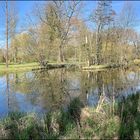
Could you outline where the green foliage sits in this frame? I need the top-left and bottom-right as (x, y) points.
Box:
(117, 93), (140, 139)
(68, 97), (84, 123)
(58, 109), (75, 135)
(102, 117), (120, 139)
(0, 112), (41, 139)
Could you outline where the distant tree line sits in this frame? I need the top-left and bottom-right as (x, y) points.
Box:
(0, 1), (140, 67)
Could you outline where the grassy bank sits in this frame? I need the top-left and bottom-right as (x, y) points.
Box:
(0, 94), (139, 139)
(82, 59), (140, 71)
(82, 63), (124, 71)
(0, 63), (40, 74)
(0, 62), (83, 74)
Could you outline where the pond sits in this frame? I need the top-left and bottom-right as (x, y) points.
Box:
(0, 68), (140, 117)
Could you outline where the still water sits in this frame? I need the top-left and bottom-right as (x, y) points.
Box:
(0, 68), (140, 117)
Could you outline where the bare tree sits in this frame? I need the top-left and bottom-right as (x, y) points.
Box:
(118, 2), (137, 64)
(4, 1), (18, 67)
(9, 1), (18, 63)
(35, 1), (81, 62)
(119, 2), (137, 29)
(5, 0), (8, 67)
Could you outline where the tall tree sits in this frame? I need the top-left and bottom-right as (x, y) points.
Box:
(36, 1), (81, 62)
(91, 0), (115, 65)
(118, 2), (137, 64)
(4, 1), (18, 67)
(5, 0), (8, 67)
(9, 1), (18, 63)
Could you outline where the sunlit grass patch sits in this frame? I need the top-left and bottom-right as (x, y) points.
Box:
(0, 62), (40, 74)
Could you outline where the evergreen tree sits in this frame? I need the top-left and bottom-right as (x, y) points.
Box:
(92, 0), (115, 64)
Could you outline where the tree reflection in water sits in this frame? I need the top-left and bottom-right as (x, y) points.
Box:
(1, 69), (140, 115)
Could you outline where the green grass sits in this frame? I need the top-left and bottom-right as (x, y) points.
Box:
(82, 63), (121, 70)
(134, 59), (140, 65)
(0, 63), (40, 74)
(0, 61), (83, 74)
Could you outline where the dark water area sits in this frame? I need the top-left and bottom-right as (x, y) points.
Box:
(0, 68), (140, 117)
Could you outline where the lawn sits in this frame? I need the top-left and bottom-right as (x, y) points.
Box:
(0, 61), (84, 75)
(0, 63), (40, 74)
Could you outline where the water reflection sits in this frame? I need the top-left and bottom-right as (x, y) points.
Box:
(0, 68), (140, 116)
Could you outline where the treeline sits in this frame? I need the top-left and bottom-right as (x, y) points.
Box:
(0, 1), (140, 66)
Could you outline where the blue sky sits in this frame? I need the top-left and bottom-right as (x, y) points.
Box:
(0, 1), (140, 48)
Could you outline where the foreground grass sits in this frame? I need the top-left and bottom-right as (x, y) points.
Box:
(0, 109), (120, 139)
(0, 94), (140, 139)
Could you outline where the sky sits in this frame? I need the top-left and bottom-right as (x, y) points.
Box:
(0, 1), (140, 48)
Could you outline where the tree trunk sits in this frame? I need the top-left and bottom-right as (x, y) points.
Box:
(59, 45), (64, 62)
(6, 0), (9, 68)
(96, 37), (102, 65)
(14, 46), (18, 63)
(96, 24), (102, 65)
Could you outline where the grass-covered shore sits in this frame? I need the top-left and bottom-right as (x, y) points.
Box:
(0, 62), (83, 74)
(0, 94), (140, 139)
(1, 59), (140, 74)
(82, 59), (140, 71)
(0, 63), (40, 74)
